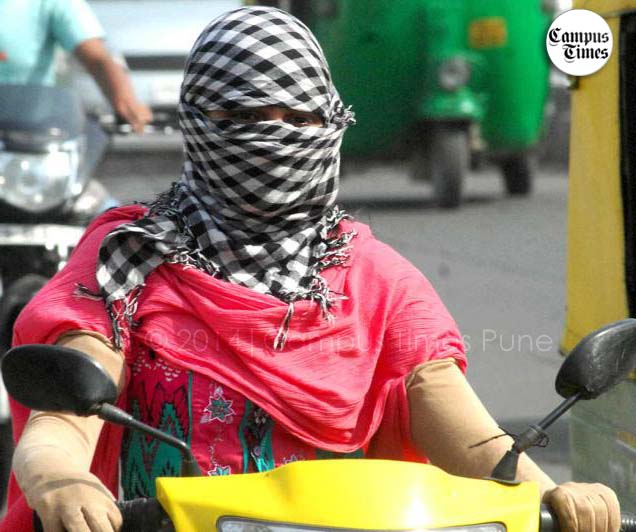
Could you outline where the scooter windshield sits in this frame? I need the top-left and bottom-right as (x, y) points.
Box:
(0, 84), (84, 147)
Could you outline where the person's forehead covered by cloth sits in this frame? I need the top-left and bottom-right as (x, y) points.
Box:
(181, 6), (346, 123)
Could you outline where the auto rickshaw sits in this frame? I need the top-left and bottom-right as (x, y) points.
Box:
(561, 0), (636, 510)
(246, 0), (552, 208)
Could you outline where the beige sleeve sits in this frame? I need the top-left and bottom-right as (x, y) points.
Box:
(12, 331), (125, 499)
(55, 330), (126, 391)
(406, 358), (556, 495)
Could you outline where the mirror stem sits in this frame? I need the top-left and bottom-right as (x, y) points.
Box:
(490, 392), (582, 482)
(94, 403), (202, 477)
(533, 393), (581, 435)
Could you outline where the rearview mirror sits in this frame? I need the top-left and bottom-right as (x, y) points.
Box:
(2, 344), (118, 415)
(556, 319), (636, 399)
(492, 318), (636, 482)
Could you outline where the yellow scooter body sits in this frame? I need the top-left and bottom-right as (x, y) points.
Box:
(156, 460), (540, 532)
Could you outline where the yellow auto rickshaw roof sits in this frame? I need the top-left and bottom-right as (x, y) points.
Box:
(576, 0), (636, 16)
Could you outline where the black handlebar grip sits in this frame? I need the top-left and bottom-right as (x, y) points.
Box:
(540, 504), (636, 532)
(33, 498), (173, 532)
(620, 512), (636, 532)
(33, 512), (43, 532)
(119, 497), (174, 532)
(540, 503), (560, 532)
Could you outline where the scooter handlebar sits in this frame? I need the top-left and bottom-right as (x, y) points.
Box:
(33, 497), (173, 532)
(32, 501), (636, 532)
(96, 113), (169, 136)
(119, 497), (173, 532)
(540, 504), (636, 532)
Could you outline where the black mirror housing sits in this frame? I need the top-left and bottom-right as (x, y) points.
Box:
(2, 344), (118, 415)
(556, 319), (636, 400)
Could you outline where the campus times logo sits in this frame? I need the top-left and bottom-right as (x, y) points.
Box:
(546, 9), (613, 76)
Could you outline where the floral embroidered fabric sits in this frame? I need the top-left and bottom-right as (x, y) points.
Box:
(121, 343), (364, 498)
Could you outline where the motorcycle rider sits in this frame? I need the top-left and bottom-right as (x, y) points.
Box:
(0, 0), (152, 133)
(2, 6), (621, 532)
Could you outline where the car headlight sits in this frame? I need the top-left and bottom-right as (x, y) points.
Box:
(438, 57), (472, 91)
(0, 139), (82, 213)
(218, 518), (506, 532)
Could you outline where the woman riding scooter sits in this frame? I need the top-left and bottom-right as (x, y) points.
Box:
(2, 7), (620, 532)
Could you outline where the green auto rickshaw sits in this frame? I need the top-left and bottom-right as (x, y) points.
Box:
(561, 0), (636, 510)
(246, 0), (552, 208)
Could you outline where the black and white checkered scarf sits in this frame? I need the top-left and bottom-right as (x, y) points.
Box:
(89, 7), (356, 350)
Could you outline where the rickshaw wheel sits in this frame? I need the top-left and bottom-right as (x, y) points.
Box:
(431, 128), (468, 209)
(410, 144), (433, 182)
(501, 154), (533, 196)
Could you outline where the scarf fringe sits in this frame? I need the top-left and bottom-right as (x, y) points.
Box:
(272, 208), (355, 350)
(97, 192), (356, 352)
(273, 302), (295, 351)
(74, 283), (143, 352)
(332, 104), (356, 127)
(73, 283), (102, 301)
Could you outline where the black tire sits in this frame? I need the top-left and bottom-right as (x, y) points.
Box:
(410, 142), (433, 182)
(501, 154), (534, 196)
(431, 128), (468, 209)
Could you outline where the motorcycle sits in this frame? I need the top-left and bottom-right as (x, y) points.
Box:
(0, 83), (118, 505)
(4, 320), (636, 531)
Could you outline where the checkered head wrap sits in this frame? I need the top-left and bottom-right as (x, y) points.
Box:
(91, 7), (356, 350)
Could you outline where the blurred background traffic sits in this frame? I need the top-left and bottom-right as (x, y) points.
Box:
(69, 0), (573, 189)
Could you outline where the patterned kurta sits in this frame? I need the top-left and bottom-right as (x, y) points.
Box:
(121, 341), (363, 499)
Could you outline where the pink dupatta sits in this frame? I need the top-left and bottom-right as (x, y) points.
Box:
(2, 205), (465, 530)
